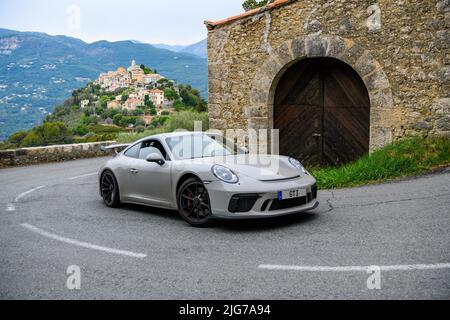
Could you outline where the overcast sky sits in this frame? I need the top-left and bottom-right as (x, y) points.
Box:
(0, 0), (244, 45)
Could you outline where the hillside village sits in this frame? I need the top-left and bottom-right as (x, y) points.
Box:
(80, 59), (176, 124)
(0, 59), (207, 149)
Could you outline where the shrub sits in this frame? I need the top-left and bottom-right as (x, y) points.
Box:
(21, 132), (44, 147)
(312, 136), (450, 189)
(165, 111), (209, 132)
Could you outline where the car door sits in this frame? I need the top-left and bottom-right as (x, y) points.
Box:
(131, 139), (173, 208)
(119, 142), (143, 201)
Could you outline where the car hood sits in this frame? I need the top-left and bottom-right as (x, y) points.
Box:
(179, 154), (302, 181)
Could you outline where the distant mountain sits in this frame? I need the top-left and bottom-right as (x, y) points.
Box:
(152, 39), (207, 59)
(180, 39), (207, 59)
(0, 28), (207, 140)
(151, 43), (187, 52)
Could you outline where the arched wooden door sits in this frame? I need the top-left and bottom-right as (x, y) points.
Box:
(274, 58), (371, 166)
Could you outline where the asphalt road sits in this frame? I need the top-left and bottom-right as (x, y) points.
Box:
(0, 157), (449, 300)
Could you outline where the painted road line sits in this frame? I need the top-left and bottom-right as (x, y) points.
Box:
(5, 185), (46, 212)
(14, 186), (45, 203)
(258, 263), (450, 272)
(68, 172), (97, 180)
(20, 223), (147, 259)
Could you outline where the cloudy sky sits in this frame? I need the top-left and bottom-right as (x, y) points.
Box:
(0, 0), (244, 45)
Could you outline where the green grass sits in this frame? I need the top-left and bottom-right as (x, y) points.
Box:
(311, 136), (450, 189)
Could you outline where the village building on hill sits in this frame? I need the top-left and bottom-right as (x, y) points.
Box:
(149, 89), (164, 106)
(107, 100), (121, 110)
(95, 60), (165, 91)
(123, 98), (144, 111)
(93, 59), (167, 112)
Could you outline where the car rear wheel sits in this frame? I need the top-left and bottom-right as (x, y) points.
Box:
(100, 171), (121, 208)
(177, 177), (213, 227)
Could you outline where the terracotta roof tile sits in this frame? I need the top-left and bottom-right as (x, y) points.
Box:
(204, 0), (294, 31)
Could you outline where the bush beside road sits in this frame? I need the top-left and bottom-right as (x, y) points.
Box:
(312, 137), (450, 189)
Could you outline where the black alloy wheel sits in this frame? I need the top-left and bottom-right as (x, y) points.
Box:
(177, 177), (213, 227)
(100, 171), (121, 208)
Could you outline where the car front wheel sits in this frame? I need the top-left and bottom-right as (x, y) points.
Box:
(100, 171), (121, 208)
(177, 177), (213, 227)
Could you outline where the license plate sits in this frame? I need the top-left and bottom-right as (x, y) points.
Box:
(278, 188), (306, 200)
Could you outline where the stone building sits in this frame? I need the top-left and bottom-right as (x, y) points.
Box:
(205, 0), (449, 165)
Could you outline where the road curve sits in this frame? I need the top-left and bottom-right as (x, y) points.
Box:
(0, 157), (449, 299)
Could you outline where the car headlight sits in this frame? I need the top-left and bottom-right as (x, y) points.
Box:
(289, 157), (309, 175)
(212, 165), (239, 184)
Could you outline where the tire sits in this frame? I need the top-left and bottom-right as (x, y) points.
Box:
(177, 177), (213, 227)
(100, 170), (121, 208)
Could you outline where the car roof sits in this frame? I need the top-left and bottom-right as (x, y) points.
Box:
(137, 131), (217, 143)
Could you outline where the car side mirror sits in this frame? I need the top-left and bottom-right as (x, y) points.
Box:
(146, 153), (165, 166)
(240, 146), (249, 154)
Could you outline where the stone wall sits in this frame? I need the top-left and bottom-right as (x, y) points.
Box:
(0, 141), (117, 168)
(207, 0), (450, 150)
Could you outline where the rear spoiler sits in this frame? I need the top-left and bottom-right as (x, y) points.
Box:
(100, 144), (130, 156)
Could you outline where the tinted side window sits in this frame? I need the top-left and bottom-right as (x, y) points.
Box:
(124, 143), (141, 159)
(140, 140), (169, 160)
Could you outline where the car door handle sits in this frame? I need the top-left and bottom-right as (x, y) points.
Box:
(130, 169), (139, 174)
(312, 133), (322, 137)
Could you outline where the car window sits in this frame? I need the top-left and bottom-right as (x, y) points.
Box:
(124, 143), (141, 159)
(139, 140), (169, 160)
(139, 147), (163, 160)
(166, 134), (237, 160)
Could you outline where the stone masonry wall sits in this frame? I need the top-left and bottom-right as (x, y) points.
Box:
(207, 0), (450, 150)
(0, 141), (117, 168)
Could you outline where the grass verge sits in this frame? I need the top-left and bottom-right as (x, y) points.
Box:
(311, 136), (450, 189)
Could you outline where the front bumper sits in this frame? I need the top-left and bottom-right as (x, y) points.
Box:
(206, 175), (319, 219)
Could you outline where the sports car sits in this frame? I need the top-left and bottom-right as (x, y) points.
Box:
(99, 132), (318, 227)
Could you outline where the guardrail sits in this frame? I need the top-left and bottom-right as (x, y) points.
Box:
(0, 141), (117, 168)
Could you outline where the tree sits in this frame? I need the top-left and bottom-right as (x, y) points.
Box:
(196, 99), (208, 113)
(87, 115), (100, 125)
(74, 124), (88, 136)
(180, 88), (199, 107)
(113, 114), (123, 126)
(21, 132), (43, 147)
(173, 100), (184, 112)
(140, 64), (153, 74)
(133, 109), (144, 116)
(242, 0), (269, 11)
(144, 95), (154, 108)
(163, 88), (179, 101)
(8, 131), (28, 145)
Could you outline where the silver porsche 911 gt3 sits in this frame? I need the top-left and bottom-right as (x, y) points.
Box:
(99, 132), (318, 227)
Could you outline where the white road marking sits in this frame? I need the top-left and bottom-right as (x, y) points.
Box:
(259, 263), (450, 272)
(20, 223), (147, 259)
(14, 185), (45, 203)
(5, 185), (46, 212)
(68, 172), (97, 180)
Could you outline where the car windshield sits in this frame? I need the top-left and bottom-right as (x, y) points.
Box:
(166, 134), (241, 160)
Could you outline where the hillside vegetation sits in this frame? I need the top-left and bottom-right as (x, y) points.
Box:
(0, 74), (208, 149)
(312, 137), (450, 189)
